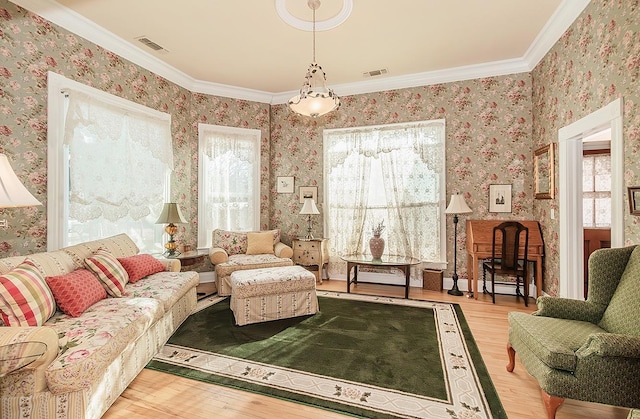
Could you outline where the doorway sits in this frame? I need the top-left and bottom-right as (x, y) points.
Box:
(582, 131), (612, 298)
(558, 98), (623, 300)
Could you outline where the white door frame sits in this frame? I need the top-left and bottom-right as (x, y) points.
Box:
(558, 98), (624, 299)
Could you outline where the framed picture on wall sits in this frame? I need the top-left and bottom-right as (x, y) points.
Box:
(489, 184), (512, 213)
(277, 176), (294, 193)
(628, 187), (640, 215)
(534, 144), (555, 199)
(299, 186), (318, 203)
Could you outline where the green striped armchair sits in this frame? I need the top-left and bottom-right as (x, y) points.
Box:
(507, 245), (640, 419)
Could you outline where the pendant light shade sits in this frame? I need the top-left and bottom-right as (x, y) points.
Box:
(288, 0), (340, 118)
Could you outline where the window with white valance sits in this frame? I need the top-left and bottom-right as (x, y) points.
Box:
(324, 120), (447, 274)
(47, 72), (172, 253)
(197, 124), (261, 248)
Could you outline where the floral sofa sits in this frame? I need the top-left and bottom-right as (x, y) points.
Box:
(0, 233), (199, 419)
(209, 229), (293, 296)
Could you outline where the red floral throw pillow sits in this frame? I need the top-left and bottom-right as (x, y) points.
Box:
(117, 254), (165, 283)
(46, 269), (107, 317)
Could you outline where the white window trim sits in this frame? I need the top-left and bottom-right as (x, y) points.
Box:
(46, 71), (171, 251)
(323, 119), (447, 268)
(197, 123), (261, 249)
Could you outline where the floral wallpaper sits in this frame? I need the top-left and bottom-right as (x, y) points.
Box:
(1, 0), (638, 296)
(531, 0), (640, 295)
(0, 1), (270, 259)
(271, 76), (534, 281)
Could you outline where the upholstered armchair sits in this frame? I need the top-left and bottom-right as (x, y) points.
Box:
(507, 245), (640, 419)
(209, 229), (293, 296)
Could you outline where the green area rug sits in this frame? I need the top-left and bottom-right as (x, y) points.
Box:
(147, 291), (506, 419)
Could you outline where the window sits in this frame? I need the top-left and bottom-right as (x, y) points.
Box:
(47, 72), (172, 253)
(583, 152), (611, 228)
(197, 124), (261, 248)
(324, 120), (447, 268)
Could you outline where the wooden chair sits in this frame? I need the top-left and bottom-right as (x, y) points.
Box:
(482, 221), (529, 306)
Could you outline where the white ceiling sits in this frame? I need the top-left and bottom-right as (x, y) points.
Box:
(12, 0), (591, 104)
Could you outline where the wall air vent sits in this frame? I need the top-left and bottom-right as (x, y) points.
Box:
(136, 36), (169, 53)
(363, 68), (388, 78)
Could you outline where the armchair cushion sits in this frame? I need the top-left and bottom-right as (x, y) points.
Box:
(246, 232), (275, 255)
(509, 311), (605, 372)
(598, 246), (640, 335)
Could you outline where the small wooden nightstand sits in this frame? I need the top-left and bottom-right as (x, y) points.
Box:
(292, 238), (329, 283)
(174, 249), (209, 272)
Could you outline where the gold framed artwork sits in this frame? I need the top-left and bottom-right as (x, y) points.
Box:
(488, 184), (512, 213)
(628, 187), (640, 215)
(276, 176), (294, 193)
(534, 144), (555, 199)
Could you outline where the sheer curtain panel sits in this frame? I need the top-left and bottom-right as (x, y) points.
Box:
(62, 90), (172, 252)
(324, 120), (446, 279)
(198, 124), (261, 248)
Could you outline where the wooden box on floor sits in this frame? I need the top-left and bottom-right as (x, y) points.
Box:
(423, 269), (443, 291)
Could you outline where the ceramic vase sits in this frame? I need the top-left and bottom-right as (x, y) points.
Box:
(369, 234), (385, 259)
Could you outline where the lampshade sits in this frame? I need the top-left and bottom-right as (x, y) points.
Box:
(155, 203), (187, 224)
(299, 198), (320, 215)
(445, 193), (472, 215)
(288, 0), (340, 118)
(0, 154), (41, 208)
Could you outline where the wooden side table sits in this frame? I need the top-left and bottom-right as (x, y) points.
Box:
(292, 238), (329, 284)
(174, 249), (209, 272)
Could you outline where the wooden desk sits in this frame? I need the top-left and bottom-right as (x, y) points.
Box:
(465, 220), (545, 299)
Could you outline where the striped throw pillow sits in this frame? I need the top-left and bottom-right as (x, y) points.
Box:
(85, 249), (129, 297)
(0, 259), (56, 326)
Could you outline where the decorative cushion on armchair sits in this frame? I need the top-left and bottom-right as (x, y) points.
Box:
(209, 229), (294, 296)
(507, 245), (640, 419)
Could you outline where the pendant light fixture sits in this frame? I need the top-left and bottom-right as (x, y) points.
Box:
(288, 0), (340, 118)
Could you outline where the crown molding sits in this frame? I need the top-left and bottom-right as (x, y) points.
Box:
(11, 0), (589, 105)
(523, 0), (591, 69)
(271, 58), (531, 105)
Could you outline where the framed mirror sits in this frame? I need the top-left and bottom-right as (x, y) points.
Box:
(534, 144), (554, 199)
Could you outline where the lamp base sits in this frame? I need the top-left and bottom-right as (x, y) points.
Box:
(447, 288), (463, 297)
(447, 273), (464, 296)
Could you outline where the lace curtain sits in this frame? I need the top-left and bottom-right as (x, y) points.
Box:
(324, 120), (446, 276)
(198, 125), (260, 247)
(63, 90), (172, 249)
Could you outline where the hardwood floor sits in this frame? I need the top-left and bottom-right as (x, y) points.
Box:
(103, 281), (630, 419)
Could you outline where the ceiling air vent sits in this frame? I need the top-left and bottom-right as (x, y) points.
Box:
(136, 36), (169, 53)
(363, 68), (388, 78)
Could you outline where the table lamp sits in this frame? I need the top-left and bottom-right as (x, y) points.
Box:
(444, 193), (472, 296)
(155, 202), (187, 257)
(0, 153), (42, 229)
(299, 198), (320, 240)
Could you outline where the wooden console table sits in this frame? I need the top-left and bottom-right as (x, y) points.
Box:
(465, 219), (545, 299)
(341, 255), (421, 299)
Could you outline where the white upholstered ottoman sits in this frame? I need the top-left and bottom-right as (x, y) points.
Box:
(230, 265), (319, 326)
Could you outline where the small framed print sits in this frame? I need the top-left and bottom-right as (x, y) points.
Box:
(489, 184), (512, 213)
(299, 186), (318, 204)
(628, 187), (640, 215)
(277, 176), (294, 194)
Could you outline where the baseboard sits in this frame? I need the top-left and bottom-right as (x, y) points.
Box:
(197, 271), (215, 284)
(328, 273), (537, 297)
